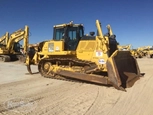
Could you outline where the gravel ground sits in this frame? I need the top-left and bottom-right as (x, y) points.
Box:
(0, 58), (153, 115)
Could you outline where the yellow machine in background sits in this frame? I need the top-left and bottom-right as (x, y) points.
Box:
(130, 49), (137, 58)
(117, 44), (138, 58)
(146, 46), (153, 58)
(141, 46), (150, 57)
(0, 32), (9, 45)
(26, 20), (141, 91)
(0, 26), (29, 62)
(117, 44), (131, 51)
(133, 46), (150, 58)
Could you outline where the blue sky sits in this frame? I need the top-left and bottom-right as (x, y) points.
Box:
(0, 0), (153, 48)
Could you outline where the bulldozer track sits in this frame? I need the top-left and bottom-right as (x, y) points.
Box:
(0, 54), (24, 62)
(38, 57), (98, 84)
(43, 74), (85, 84)
(0, 55), (10, 62)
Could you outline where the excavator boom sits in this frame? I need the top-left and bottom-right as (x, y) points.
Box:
(7, 26), (29, 54)
(0, 25), (29, 62)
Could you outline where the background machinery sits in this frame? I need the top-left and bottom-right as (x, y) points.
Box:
(141, 46), (151, 57)
(117, 44), (131, 51)
(133, 46), (150, 58)
(26, 20), (141, 91)
(0, 26), (29, 62)
(146, 46), (153, 58)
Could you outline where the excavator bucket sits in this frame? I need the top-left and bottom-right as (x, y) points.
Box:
(106, 50), (141, 90)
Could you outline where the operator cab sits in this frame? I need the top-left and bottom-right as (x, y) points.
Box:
(53, 21), (84, 51)
(13, 42), (21, 53)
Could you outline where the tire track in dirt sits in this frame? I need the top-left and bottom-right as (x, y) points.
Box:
(84, 59), (153, 115)
(106, 74), (153, 115)
(0, 78), (69, 113)
(26, 84), (99, 115)
(84, 86), (122, 115)
(0, 75), (99, 115)
(104, 59), (153, 115)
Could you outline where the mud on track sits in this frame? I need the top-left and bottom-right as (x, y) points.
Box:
(0, 58), (153, 115)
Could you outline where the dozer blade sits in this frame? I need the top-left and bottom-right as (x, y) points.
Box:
(106, 50), (141, 90)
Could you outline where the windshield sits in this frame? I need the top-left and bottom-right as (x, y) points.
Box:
(54, 28), (64, 40)
(13, 42), (21, 52)
(68, 27), (77, 40)
(54, 26), (84, 41)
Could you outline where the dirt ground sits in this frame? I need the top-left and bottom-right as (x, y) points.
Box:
(0, 58), (153, 115)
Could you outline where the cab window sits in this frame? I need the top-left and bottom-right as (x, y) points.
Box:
(68, 29), (77, 40)
(55, 28), (64, 40)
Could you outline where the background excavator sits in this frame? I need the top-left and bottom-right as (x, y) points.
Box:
(26, 20), (141, 91)
(133, 46), (150, 58)
(148, 48), (153, 58)
(144, 46), (153, 58)
(0, 26), (29, 62)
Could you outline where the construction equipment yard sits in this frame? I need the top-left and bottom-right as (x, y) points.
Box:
(0, 58), (152, 115)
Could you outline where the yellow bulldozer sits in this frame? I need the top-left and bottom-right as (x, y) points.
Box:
(0, 26), (29, 62)
(26, 20), (141, 91)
